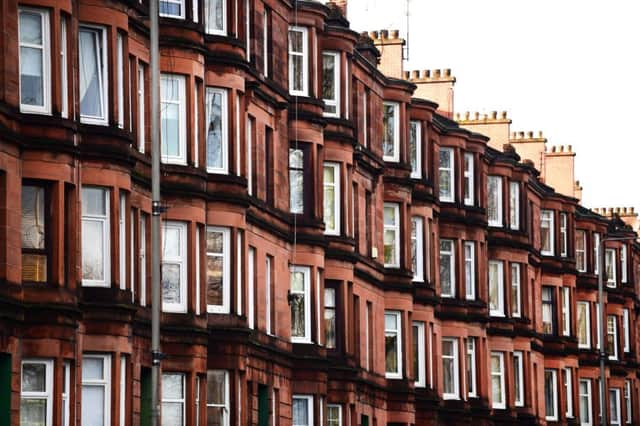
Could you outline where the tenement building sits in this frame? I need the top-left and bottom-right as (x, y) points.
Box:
(1, 0), (639, 425)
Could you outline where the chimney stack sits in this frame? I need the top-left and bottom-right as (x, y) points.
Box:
(332, 0), (348, 18)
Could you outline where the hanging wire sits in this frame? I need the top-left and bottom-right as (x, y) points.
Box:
(291, 0), (299, 267)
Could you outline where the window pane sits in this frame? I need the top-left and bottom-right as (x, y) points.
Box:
(20, 47), (44, 106)
(292, 399), (309, 425)
(79, 29), (103, 118)
(206, 255), (223, 306)
(22, 363), (46, 392)
(206, 89), (224, 169)
(21, 186), (45, 249)
(207, 407), (224, 426)
(20, 399), (47, 426)
(382, 104), (395, 158)
(162, 374), (183, 399)
(162, 263), (182, 304)
(82, 386), (105, 426)
(206, 371), (226, 405)
(82, 220), (105, 281)
(20, 12), (43, 44)
(82, 187), (106, 216)
(385, 333), (398, 372)
(322, 54), (335, 103)
(82, 358), (104, 380)
(161, 402), (183, 426)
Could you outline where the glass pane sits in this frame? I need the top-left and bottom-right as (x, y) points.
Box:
(206, 371), (226, 405)
(324, 288), (335, 307)
(206, 255), (223, 306)
(82, 386), (105, 426)
(79, 29), (103, 118)
(412, 326), (419, 379)
(20, 47), (44, 106)
(82, 358), (104, 380)
(385, 333), (398, 373)
(162, 373), (183, 399)
(292, 398), (309, 425)
(160, 1), (182, 16)
(289, 31), (302, 53)
(206, 230), (223, 253)
(384, 314), (397, 330)
(290, 170), (304, 213)
(440, 254), (451, 294)
(20, 12), (43, 44)
(443, 357), (453, 394)
(290, 294), (305, 337)
(82, 220), (105, 281)
(162, 263), (181, 304)
(206, 90), (223, 169)
(544, 371), (555, 417)
(22, 186), (45, 249)
(383, 206), (396, 225)
(207, 406), (224, 426)
(22, 363), (46, 392)
(290, 271), (304, 292)
(383, 230), (396, 265)
(382, 104), (395, 157)
(20, 399), (46, 426)
(291, 56), (303, 91)
(162, 402), (183, 426)
(162, 103), (180, 157)
(322, 54), (335, 101)
(22, 253), (47, 282)
(324, 307), (336, 349)
(82, 187), (106, 216)
(410, 122), (418, 173)
(289, 149), (303, 169)
(163, 227), (180, 258)
(324, 186), (335, 230)
(492, 375), (502, 404)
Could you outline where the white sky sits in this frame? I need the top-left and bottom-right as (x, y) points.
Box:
(347, 0), (640, 209)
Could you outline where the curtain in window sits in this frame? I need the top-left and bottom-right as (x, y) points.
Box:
(79, 29), (103, 118)
(19, 12), (44, 106)
(161, 77), (181, 157)
(206, 90), (223, 169)
(206, 230), (224, 306)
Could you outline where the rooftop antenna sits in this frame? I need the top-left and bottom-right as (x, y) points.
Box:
(403, 0), (410, 61)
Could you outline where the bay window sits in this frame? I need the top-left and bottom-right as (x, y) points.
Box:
(161, 74), (187, 165)
(21, 359), (53, 426)
(292, 395), (313, 426)
(439, 148), (454, 202)
(607, 315), (618, 360)
(576, 230), (586, 272)
(79, 25), (108, 124)
(206, 88), (229, 174)
(579, 379), (592, 426)
(410, 121), (422, 178)
(463, 153), (474, 205)
(545, 369), (558, 421)
(442, 338), (459, 399)
(162, 373), (185, 425)
(511, 263), (521, 317)
(541, 209), (555, 255)
(489, 260), (504, 317)
(487, 176), (503, 227)
(323, 163), (341, 235)
(160, 0), (186, 18)
(19, 8), (51, 114)
(509, 181), (520, 229)
(322, 52), (340, 117)
(577, 301), (591, 348)
(411, 217), (424, 282)
(542, 286), (555, 334)
(467, 338), (477, 397)
(207, 370), (229, 426)
(560, 213), (568, 257)
(206, 226), (230, 313)
(290, 266), (311, 343)
(82, 187), (110, 287)
(514, 351), (524, 407)
(82, 355), (111, 426)
(205, 0), (226, 34)
(288, 27), (308, 96)
(491, 352), (506, 409)
(385, 311), (402, 379)
(605, 248), (616, 287)
(464, 242), (475, 300)
(162, 221), (188, 313)
(383, 203), (400, 268)
(412, 321), (426, 387)
(439, 239), (455, 298)
(610, 388), (622, 426)
(382, 102), (400, 162)
(22, 185), (48, 282)
(289, 148), (305, 214)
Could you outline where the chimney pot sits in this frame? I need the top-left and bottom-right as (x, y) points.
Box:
(412, 70), (420, 79)
(527, 131), (533, 138)
(568, 145), (572, 152)
(538, 131), (544, 138)
(474, 112), (480, 119)
(501, 111), (507, 119)
(465, 111), (470, 120)
(390, 29), (400, 39)
(491, 111), (497, 119)
(434, 69), (441, 78)
(518, 131), (525, 138)
(380, 29), (389, 39)
(444, 68), (451, 77)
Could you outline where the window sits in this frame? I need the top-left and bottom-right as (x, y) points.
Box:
(22, 185), (48, 282)
(290, 266), (311, 343)
(162, 373), (185, 425)
(247, 117), (253, 195)
(579, 379), (592, 426)
(576, 230), (586, 272)
(288, 27), (308, 96)
(160, 0), (186, 18)
(385, 311), (402, 379)
(119, 193), (127, 290)
(82, 187), (110, 287)
(116, 33), (124, 128)
(412, 321), (426, 387)
(206, 88), (229, 174)
(62, 362), (70, 426)
(327, 404), (342, 426)
(463, 153), (474, 205)
(263, 9), (269, 76)
(382, 102), (400, 162)
(624, 380), (632, 424)
(487, 176), (503, 227)
(565, 368), (573, 418)
(205, 0), (226, 34)
(82, 355), (111, 426)
(594, 233), (601, 274)
(266, 256), (273, 335)
(606, 248), (616, 287)
(560, 213), (568, 257)
(596, 304), (601, 349)
(577, 302), (591, 348)
(621, 245), (628, 283)
(323, 163), (341, 235)
(464, 242), (475, 300)
(292, 395), (313, 426)
(623, 308), (630, 353)
(439, 239), (455, 298)
(489, 260), (504, 317)
(362, 90), (368, 148)
(289, 148), (304, 214)
(491, 352), (506, 409)
(195, 377), (200, 426)
(138, 64), (146, 152)
(410, 121), (422, 178)
(467, 338), (477, 398)
(509, 182), (520, 229)
(21, 359), (53, 426)
(248, 247), (255, 329)
(206, 226), (230, 313)
(322, 52), (340, 117)
(541, 210), (555, 255)
(324, 287), (336, 349)
(140, 215), (147, 306)
(207, 370), (229, 426)
(542, 286), (555, 334)
(411, 217), (424, 282)
(60, 18), (68, 118)
(383, 203), (400, 268)
(442, 338), (459, 399)
(562, 287), (571, 336)
(511, 263), (521, 318)
(439, 148), (454, 202)
(545, 369), (558, 421)
(162, 221), (188, 313)
(245, 0), (251, 58)
(161, 74), (187, 165)
(607, 315), (618, 360)
(19, 8), (51, 114)
(514, 351), (524, 407)
(79, 25), (108, 124)
(611, 388), (622, 426)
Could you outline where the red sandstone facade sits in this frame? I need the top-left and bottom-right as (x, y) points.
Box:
(0, 0), (638, 425)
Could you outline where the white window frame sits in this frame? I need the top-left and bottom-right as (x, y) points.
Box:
(62, 361), (70, 426)
(138, 63), (145, 153)
(160, 74), (187, 165)
(576, 230), (586, 272)
(116, 33), (124, 128)
(560, 213), (568, 257)
(194, 84), (199, 167)
(413, 321), (426, 387)
(263, 9), (269, 76)
(509, 181), (520, 230)
(579, 379), (592, 426)
(577, 301), (591, 349)
(412, 217), (424, 282)
(205, 87), (229, 174)
(248, 246), (255, 329)
(608, 315), (618, 361)
(162, 221), (188, 313)
(245, 0), (251, 58)
(611, 388), (622, 426)
(21, 359), (54, 426)
(81, 354), (111, 426)
(491, 352), (506, 409)
(130, 210), (135, 302)
(511, 263), (521, 318)
(290, 265), (312, 343)
(206, 370), (230, 426)
(18, 7), (51, 115)
(623, 308), (630, 353)
(594, 233), (601, 274)
(513, 351), (524, 407)
(266, 256), (272, 334)
(383, 203), (401, 268)
(120, 357), (127, 426)
(160, 0), (186, 19)
(467, 338), (477, 398)
(439, 148), (454, 203)
(382, 102), (400, 162)
(205, 0), (227, 35)
(236, 232), (242, 315)
(119, 193), (127, 290)
(440, 239), (455, 298)
(385, 310), (403, 379)
(247, 117), (253, 196)
(410, 121), (422, 179)
(487, 175), (503, 227)
(562, 286), (571, 337)
(288, 26), (309, 96)
(323, 162), (341, 236)
(140, 215), (147, 307)
(193, 0), (199, 22)
(565, 367), (573, 418)
(81, 187), (111, 287)
(541, 209), (555, 256)
(489, 260), (505, 317)
(327, 403), (342, 426)
(79, 24), (108, 125)
(442, 337), (459, 400)
(606, 248), (617, 287)
(621, 245), (628, 283)
(292, 395), (314, 426)
(362, 90), (368, 148)
(463, 153), (474, 206)
(322, 51), (340, 117)
(596, 303), (601, 349)
(545, 369), (558, 421)
(464, 241), (475, 300)
(161, 372), (186, 425)
(624, 380), (632, 424)
(195, 227), (200, 315)
(60, 17), (68, 118)
(206, 226), (230, 314)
